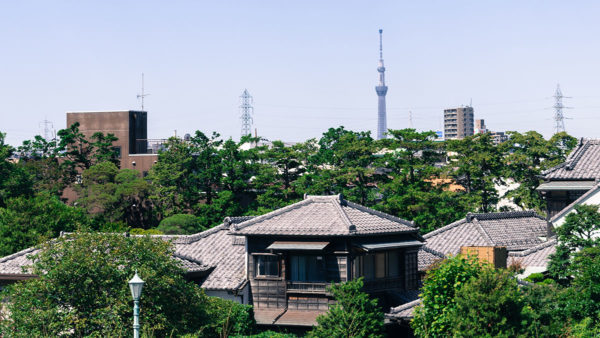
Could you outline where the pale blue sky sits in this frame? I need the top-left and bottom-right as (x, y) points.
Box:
(2, 1), (600, 146)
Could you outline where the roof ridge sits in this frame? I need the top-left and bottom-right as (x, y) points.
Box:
(176, 224), (228, 244)
(0, 246), (38, 264)
(344, 200), (416, 228)
(231, 198), (314, 232)
(330, 198), (355, 233)
(508, 238), (557, 257)
(566, 141), (591, 170)
(421, 246), (446, 258)
(389, 299), (422, 314)
(423, 218), (467, 239)
(472, 218), (496, 246)
(469, 210), (542, 221)
(172, 252), (211, 268)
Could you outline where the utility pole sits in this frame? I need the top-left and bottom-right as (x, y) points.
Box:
(137, 73), (150, 111)
(409, 111), (413, 129)
(240, 89), (254, 138)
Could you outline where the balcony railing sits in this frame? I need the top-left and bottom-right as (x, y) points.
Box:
(286, 281), (329, 294)
(362, 277), (404, 291)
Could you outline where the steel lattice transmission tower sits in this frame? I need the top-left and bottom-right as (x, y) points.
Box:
(553, 84), (571, 134)
(239, 89), (254, 137)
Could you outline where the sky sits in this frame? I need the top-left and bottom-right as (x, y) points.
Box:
(1, 1), (600, 146)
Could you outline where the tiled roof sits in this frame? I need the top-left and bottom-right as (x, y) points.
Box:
(419, 211), (550, 271)
(175, 224), (247, 291)
(418, 247), (445, 271)
(387, 299), (422, 320)
(543, 139), (600, 180)
(0, 247), (38, 276)
(231, 195), (417, 236)
(508, 239), (557, 268)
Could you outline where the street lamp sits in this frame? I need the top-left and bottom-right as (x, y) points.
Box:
(128, 271), (145, 338)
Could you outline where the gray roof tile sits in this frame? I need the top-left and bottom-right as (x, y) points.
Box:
(419, 211), (550, 271)
(175, 224), (247, 291)
(543, 139), (600, 180)
(232, 195), (416, 236)
(508, 239), (557, 268)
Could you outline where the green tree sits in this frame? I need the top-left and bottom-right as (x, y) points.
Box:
(448, 268), (528, 337)
(376, 129), (471, 232)
(501, 131), (577, 213)
(446, 133), (503, 212)
(521, 283), (571, 337)
(301, 127), (380, 206)
(0, 132), (33, 207)
(157, 213), (206, 235)
(148, 132), (223, 219)
(0, 192), (90, 256)
(412, 255), (484, 337)
(548, 204), (600, 281)
(75, 162), (154, 228)
(202, 296), (254, 337)
(17, 135), (70, 196)
(307, 278), (384, 338)
(1, 232), (209, 337)
(56, 122), (119, 172)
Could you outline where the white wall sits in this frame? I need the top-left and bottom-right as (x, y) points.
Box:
(205, 283), (250, 305)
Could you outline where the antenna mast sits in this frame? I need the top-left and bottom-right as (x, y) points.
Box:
(240, 89), (254, 138)
(137, 73), (150, 111)
(553, 84), (571, 134)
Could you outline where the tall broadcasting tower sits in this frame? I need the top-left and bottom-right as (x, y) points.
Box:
(375, 29), (388, 140)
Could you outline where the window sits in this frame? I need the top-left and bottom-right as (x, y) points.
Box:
(255, 255), (279, 277)
(356, 250), (404, 280)
(375, 252), (386, 279)
(290, 255), (326, 282)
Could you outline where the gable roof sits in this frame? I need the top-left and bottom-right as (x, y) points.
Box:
(418, 211), (550, 272)
(0, 247), (38, 277)
(231, 195), (417, 236)
(542, 139), (600, 180)
(175, 224), (248, 291)
(508, 239), (557, 268)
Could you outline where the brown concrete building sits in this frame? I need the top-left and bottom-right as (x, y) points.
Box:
(443, 106), (474, 139)
(66, 110), (158, 175)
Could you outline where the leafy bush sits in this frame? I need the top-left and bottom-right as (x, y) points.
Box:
(130, 228), (164, 235)
(449, 268), (528, 336)
(1, 232), (209, 337)
(157, 213), (205, 235)
(411, 255), (485, 336)
(524, 272), (545, 283)
(307, 278), (384, 338)
(201, 296), (254, 337)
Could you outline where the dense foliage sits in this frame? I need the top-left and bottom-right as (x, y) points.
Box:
(412, 255), (485, 336)
(1, 232), (210, 337)
(308, 278), (384, 338)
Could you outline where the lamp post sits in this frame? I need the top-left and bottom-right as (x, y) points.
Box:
(128, 271), (145, 338)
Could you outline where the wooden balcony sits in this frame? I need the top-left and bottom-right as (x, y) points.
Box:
(362, 276), (404, 291)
